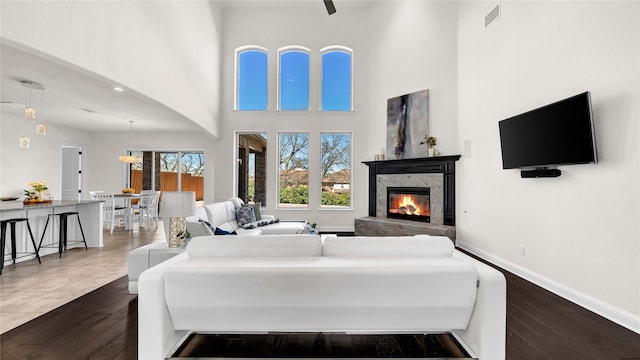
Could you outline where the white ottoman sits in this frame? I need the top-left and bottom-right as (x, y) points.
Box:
(128, 242), (185, 294)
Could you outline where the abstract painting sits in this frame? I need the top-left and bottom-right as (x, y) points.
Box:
(386, 89), (429, 160)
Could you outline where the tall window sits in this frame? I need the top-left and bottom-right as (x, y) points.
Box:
(278, 132), (309, 208)
(321, 46), (352, 111)
(127, 150), (205, 204)
(278, 47), (310, 111)
(237, 132), (268, 206)
(321, 133), (351, 208)
(236, 47), (268, 111)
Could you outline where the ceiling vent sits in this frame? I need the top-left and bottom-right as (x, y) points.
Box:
(484, 3), (501, 28)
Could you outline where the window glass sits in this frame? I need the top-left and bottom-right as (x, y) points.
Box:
(278, 133), (309, 208)
(279, 50), (310, 111)
(321, 133), (351, 208)
(237, 133), (268, 206)
(238, 49), (268, 111)
(321, 50), (352, 111)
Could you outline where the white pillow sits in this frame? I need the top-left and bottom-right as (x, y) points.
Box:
(322, 235), (454, 257)
(187, 235), (323, 258)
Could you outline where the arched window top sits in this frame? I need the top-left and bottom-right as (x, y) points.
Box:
(320, 45), (353, 55)
(321, 46), (352, 111)
(278, 45), (310, 111)
(235, 46), (269, 111)
(277, 45), (311, 55)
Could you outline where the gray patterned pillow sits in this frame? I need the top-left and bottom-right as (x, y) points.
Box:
(236, 206), (256, 227)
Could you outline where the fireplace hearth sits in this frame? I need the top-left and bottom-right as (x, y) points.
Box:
(387, 187), (431, 222)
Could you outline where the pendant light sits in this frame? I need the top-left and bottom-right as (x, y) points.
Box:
(21, 80), (45, 120)
(119, 120), (142, 163)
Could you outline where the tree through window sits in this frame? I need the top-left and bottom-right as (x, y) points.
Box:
(278, 133), (309, 207)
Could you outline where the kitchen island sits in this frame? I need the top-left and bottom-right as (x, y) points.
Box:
(1, 200), (103, 261)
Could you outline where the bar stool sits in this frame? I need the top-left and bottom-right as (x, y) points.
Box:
(1, 218), (41, 275)
(38, 212), (88, 257)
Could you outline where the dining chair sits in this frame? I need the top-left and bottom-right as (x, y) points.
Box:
(132, 190), (160, 229)
(93, 193), (126, 233)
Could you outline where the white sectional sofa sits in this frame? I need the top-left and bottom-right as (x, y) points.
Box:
(185, 197), (307, 236)
(138, 234), (506, 360)
(128, 198), (307, 293)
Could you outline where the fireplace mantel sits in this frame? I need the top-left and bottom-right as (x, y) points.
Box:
(362, 155), (461, 226)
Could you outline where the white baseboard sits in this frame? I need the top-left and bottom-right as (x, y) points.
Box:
(457, 241), (640, 335)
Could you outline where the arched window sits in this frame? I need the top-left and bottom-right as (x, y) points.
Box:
(278, 46), (310, 111)
(321, 46), (352, 111)
(235, 46), (268, 111)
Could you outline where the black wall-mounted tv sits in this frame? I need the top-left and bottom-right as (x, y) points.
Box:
(498, 91), (597, 176)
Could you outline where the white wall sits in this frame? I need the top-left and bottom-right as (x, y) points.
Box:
(214, 1), (459, 230)
(457, 1), (640, 325)
(0, 113), (91, 200)
(214, 2), (373, 230)
(0, 1), (223, 137)
(368, 1), (459, 157)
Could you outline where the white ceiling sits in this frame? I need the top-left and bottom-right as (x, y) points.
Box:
(0, 42), (205, 133)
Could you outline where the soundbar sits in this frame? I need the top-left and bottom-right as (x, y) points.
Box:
(521, 168), (562, 178)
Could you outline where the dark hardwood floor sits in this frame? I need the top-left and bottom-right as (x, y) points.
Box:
(2, 253), (640, 360)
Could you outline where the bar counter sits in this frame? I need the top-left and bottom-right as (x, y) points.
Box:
(1, 200), (103, 262)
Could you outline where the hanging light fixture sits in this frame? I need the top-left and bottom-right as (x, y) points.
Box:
(19, 136), (31, 148)
(21, 80), (45, 120)
(35, 87), (47, 135)
(119, 120), (142, 163)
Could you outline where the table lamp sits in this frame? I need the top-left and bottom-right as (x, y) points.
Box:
(160, 191), (196, 248)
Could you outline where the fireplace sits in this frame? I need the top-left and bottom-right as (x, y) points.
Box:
(387, 187), (431, 223)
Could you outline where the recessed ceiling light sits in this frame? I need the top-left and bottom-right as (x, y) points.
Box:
(113, 87), (124, 92)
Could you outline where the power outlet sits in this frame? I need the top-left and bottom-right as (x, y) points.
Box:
(519, 245), (526, 256)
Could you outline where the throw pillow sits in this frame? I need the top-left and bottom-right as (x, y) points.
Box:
(236, 206), (256, 227)
(214, 227), (237, 235)
(243, 202), (262, 221)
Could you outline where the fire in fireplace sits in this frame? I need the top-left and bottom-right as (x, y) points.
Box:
(387, 187), (431, 222)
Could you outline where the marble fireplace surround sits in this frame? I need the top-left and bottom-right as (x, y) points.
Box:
(362, 155), (461, 227)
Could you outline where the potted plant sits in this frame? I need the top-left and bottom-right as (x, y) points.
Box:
(420, 135), (437, 157)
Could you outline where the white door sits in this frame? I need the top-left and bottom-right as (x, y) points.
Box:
(61, 146), (82, 201)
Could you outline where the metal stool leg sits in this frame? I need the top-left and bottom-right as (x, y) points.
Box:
(9, 222), (17, 264)
(0, 222), (6, 275)
(75, 214), (88, 250)
(37, 215), (51, 252)
(25, 221), (41, 264)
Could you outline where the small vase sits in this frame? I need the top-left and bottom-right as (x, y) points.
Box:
(428, 148), (435, 157)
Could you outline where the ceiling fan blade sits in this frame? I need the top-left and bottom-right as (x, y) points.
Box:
(324, 0), (336, 15)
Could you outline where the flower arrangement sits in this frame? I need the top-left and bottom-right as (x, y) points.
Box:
(24, 180), (49, 202)
(122, 187), (135, 194)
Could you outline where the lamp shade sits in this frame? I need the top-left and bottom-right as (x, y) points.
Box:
(160, 191), (196, 218)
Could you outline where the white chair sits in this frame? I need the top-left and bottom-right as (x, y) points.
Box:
(132, 190), (160, 229)
(92, 193), (126, 233)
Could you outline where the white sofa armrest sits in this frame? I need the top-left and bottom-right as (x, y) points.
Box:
(138, 252), (190, 360)
(452, 250), (506, 360)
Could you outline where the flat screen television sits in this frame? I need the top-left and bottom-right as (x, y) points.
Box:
(498, 91), (597, 175)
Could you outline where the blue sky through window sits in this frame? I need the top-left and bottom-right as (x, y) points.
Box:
(238, 50), (268, 111)
(280, 51), (309, 111)
(322, 51), (351, 111)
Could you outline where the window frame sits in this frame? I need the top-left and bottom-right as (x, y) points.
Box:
(277, 45), (311, 112)
(277, 131), (310, 210)
(319, 131), (353, 210)
(235, 45), (269, 111)
(320, 45), (353, 112)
